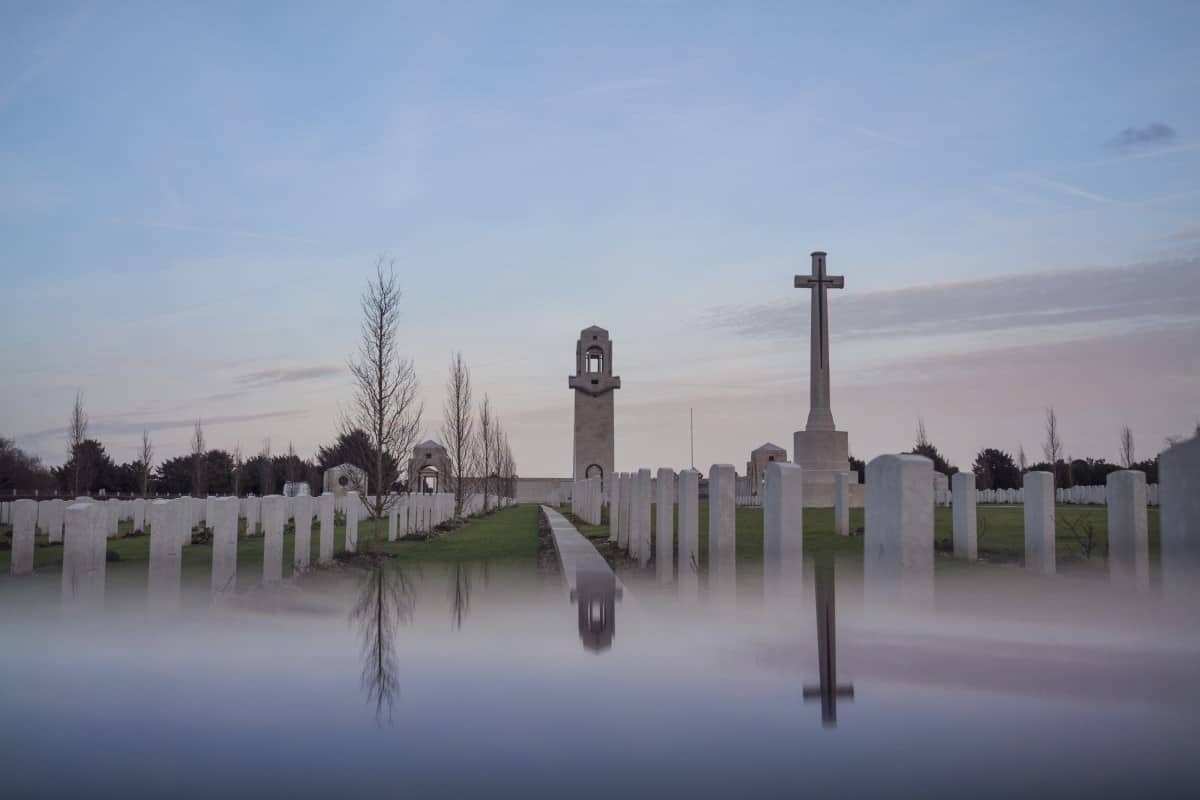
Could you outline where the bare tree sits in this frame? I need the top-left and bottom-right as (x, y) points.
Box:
(286, 441), (298, 487)
(476, 394), (494, 511)
(232, 443), (243, 497)
(258, 438), (273, 495)
(1017, 444), (1027, 472)
(67, 390), (89, 496)
(190, 419), (206, 497)
(343, 257), (424, 542)
(490, 417), (506, 502)
(441, 351), (476, 516)
(1043, 406), (1063, 483)
(1119, 425), (1135, 468)
(139, 428), (154, 498)
(915, 417), (929, 449)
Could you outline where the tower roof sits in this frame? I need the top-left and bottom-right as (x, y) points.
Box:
(752, 442), (787, 454)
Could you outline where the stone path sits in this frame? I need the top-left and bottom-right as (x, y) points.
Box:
(540, 506), (626, 600)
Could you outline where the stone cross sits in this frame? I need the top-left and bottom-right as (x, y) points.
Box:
(794, 251), (844, 432)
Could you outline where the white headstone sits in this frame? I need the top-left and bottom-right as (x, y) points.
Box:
(345, 491), (360, 553)
(618, 472), (632, 550)
(1106, 470), (1148, 589)
(318, 492), (335, 564)
(707, 464), (736, 595)
(865, 454), (934, 610)
(211, 497), (238, 597)
(262, 495), (285, 583)
(293, 494), (314, 571)
(61, 502), (106, 608)
(655, 468), (675, 584)
(10, 499), (37, 576)
(1023, 471), (1056, 575)
(677, 469), (700, 600)
(763, 461), (803, 601)
(147, 499), (184, 609)
(833, 471), (851, 537)
(951, 471), (978, 560)
(1160, 436), (1200, 604)
(635, 469), (652, 567)
(608, 473), (620, 543)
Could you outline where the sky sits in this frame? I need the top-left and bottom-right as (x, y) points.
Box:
(2, 1), (1199, 477)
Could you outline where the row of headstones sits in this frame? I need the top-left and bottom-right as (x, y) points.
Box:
(8, 491), (465, 582)
(735, 495), (763, 508)
(597, 437), (1199, 595)
(929, 484), (1164, 506)
(570, 477), (603, 526)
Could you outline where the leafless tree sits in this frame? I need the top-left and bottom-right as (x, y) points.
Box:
(441, 351), (476, 516)
(190, 419), (206, 497)
(915, 417), (929, 449)
(67, 390), (89, 496)
(489, 416), (506, 501)
(343, 256), (424, 542)
(285, 441), (298, 486)
(258, 438), (273, 495)
(1061, 512), (1101, 560)
(1043, 406), (1063, 483)
(232, 443), (243, 497)
(138, 428), (154, 498)
(1119, 425), (1135, 468)
(476, 394), (494, 511)
(1017, 444), (1027, 472)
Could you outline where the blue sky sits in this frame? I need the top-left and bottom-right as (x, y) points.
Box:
(3, 1), (1199, 476)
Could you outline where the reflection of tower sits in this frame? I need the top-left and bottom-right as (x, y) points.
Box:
(573, 568), (620, 652)
(568, 326), (620, 486)
(803, 556), (854, 727)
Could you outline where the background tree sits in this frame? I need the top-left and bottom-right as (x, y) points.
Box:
(848, 455), (865, 483)
(55, 439), (117, 494)
(190, 419), (207, 497)
(257, 439), (274, 496)
(1043, 406), (1064, 485)
(1017, 444), (1028, 472)
(138, 428), (154, 497)
(476, 394), (494, 511)
(342, 257), (423, 540)
(232, 443), (243, 497)
(0, 436), (55, 493)
(972, 448), (1020, 490)
(441, 351), (476, 515)
(156, 454), (194, 495)
(67, 390), (90, 495)
(1119, 425), (1135, 468)
(317, 429), (398, 486)
(910, 417), (956, 476)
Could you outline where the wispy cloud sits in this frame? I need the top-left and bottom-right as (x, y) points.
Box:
(233, 366), (343, 387)
(703, 258), (1200, 341)
(1169, 226), (1200, 241)
(1109, 122), (1177, 152)
(15, 410), (309, 446)
(1027, 176), (1116, 205)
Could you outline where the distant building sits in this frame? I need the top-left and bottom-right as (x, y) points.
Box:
(409, 440), (452, 494)
(745, 443), (788, 496)
(323, 463), (368, 498)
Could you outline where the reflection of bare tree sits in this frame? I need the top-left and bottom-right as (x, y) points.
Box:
(350, 563), (417, 725)
(449, 562), (472, 630)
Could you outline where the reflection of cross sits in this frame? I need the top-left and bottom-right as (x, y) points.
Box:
(803, 556), (854, 727)
(794, 252), (844, 370)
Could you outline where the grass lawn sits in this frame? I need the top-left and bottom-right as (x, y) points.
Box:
(565, 502), (1160, 575)
(0, 504), (541, 588)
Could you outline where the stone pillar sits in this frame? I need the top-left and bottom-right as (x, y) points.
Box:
(763, 462), (803, 600)
(677, 469), (700, 599)
(318, 493), (335, 564)
(656, 468), (675, 584)
(1023, 471), (1056, 575)
(211, 497), (238, 597)
(345, 491), (360, 553)
(262, 495), (285, 583)
(1106, 470), (1148, 588)
(9, 499), (37, 576)
(864, 454), (934, 609)
(608, 473), (620, 543)
(293, 495), (314, 571)
(61, 502), (106, 608)
(635, 468), (652, 567)
(148, 499), (184, 609)
(833, 471), (850, 537)
(707, 464), (736, 594)
(1160, 436), (1200, 603)
(951, 472), (977, 560)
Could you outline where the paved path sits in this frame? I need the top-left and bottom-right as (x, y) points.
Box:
(541, 506), (625, 600)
